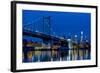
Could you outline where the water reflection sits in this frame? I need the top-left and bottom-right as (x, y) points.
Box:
(23, 47), (91, 63)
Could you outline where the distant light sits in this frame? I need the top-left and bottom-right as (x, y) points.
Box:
(75, 35), (77, 38)
(67, 39), (71, 41)
(81, 31), (83, 35)
(35, 30), (39, 32)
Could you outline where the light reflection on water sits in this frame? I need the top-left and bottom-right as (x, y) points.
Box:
(23, 48), (91, 63)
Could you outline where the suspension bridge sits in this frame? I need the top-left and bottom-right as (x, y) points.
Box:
(23, 16), (68, 45)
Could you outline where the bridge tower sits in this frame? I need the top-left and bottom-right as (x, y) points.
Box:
(42, 16), (51, 46)
(43, 16), (51, 35)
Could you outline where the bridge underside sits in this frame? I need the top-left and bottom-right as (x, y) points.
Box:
(23, 30), (68, 46)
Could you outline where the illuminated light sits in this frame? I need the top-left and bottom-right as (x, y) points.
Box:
(35, 30), (39, 32)
(81, 31), (83, 35)
(75, 35), (77, 38)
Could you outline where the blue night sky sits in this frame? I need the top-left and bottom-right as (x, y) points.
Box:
(22, 10), (91, 42)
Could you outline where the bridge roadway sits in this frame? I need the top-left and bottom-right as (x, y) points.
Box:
(23, 29), (68, 44)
